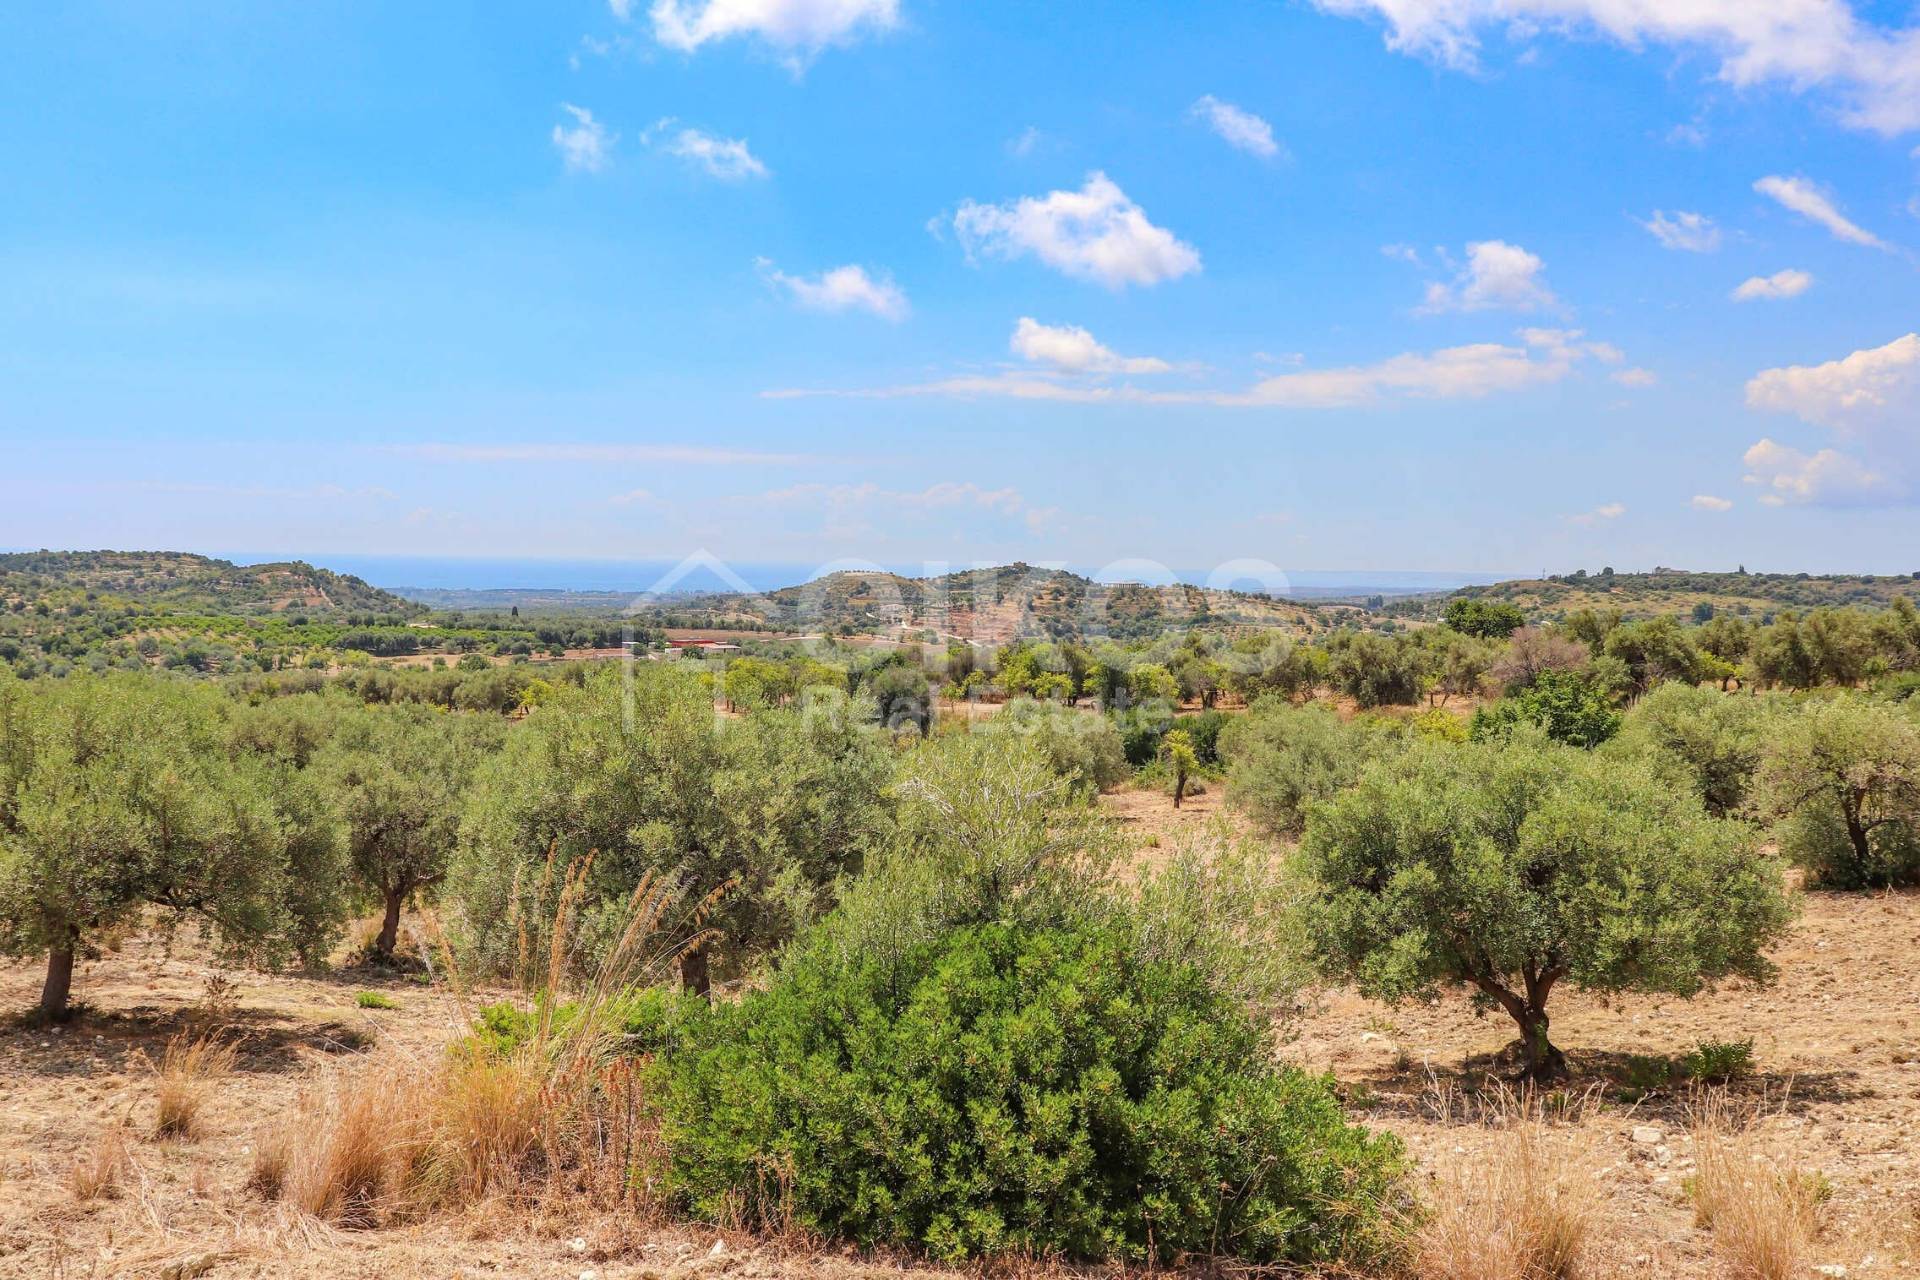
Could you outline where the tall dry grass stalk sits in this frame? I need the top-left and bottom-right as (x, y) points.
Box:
(1687, 1091), (1824, 1280)
(1413, 1085), (1607, 1280)
(67, 1126), (130, 1202)
(154, 1032), (239, 1140)
(271, 853), (721, 1228)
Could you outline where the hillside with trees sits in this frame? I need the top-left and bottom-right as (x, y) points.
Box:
(1409, 566), (1920, 624)
(0, 550), (419, 616)
(632, 561), (1351, 642)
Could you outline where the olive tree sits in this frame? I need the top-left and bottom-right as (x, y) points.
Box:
(317, 704), (506, 958)
(1757, 694), (1920, 888)
(1220, 700), (1404, 838)
(1295, 733), (1793, 1080)
(0, 673), (342, 1021)
(1605, 682), (1763, 817)
(452, 667), (892, 994)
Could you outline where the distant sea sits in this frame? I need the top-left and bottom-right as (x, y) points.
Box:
(228, 553), (1509, 600)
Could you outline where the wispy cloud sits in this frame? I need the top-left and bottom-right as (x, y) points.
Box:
(767, 328), (1617, 409)
(950, 172), (1201, 290)
(1567, 501), (1626, 526)
(1010, 317), (1171, 374)
(1740, 332), (1920, 506)
(1754, 175), (1890, 249)
(643, 0), (899, 68)
(1312, 1), (1920, 134)
(1732, 268), (1814, 301)
(1691, 494), (1734, 511)
(1189, 95), (1284, 158)
(552, 104), (613, 173)
(1639, 209), (1721, 252)
(646, 118), (769, 180)
(757, 259), (908, 320)
(1419, 240), (1560, 314)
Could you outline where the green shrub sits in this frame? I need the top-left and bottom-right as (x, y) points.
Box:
(1470, 668), (1621, 749)
(1685, 1038), (1756, 1084)
(659, 920), (1401, 1266)
(977, 698), (1128, 797)
(354, 990), (399, 1010)
(1219, 700), (1404, 838)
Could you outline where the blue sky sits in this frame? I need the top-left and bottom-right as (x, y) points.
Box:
(4, 1), (1919, 583)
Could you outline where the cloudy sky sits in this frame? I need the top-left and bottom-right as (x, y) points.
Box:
(4, 1), (1919, 578)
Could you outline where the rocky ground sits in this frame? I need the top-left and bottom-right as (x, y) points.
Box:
(3, 795), (1917, 1278)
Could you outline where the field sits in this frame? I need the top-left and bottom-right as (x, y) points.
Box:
(5, 786), (1915, 1280)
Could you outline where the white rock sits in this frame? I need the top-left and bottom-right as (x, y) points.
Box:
(709, 1239), (726, 1257)
(1814, 1266), (1847, 1278)
(1631, 1125), (1663, 1145)
(568, 1238), (587, 1254)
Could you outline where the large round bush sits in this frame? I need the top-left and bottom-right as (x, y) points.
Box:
(659, 920), (1401, 1265)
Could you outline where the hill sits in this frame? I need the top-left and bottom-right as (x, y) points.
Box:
(0, 550), (419, 616)
(1419, 568), (1920, 622)
(630, 562), (1353, 643)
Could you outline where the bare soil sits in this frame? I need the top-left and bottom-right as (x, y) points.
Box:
(4, 838), (1917, 1278)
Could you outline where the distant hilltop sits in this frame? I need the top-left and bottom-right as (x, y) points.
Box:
(0, 550), (420, 616)
(1434, 567), (1920, 622)
(624, 561), (1363, 644)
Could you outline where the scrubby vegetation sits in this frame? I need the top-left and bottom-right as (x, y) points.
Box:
(9, 554), (1920, 1272)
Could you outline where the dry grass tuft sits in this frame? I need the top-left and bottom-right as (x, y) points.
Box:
(154, 1032), (239, 1141)
(1687, 1091), (1825, 1280)
(246, 1124), (294, 1199)
(284, 1068), (400, 1227)
(67, 1126), (130, 1202)
(1413, 1086), (1607, 1280)
(268, 855), (701, 1228)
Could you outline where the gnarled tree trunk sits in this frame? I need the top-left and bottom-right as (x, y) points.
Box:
(375, 887), (405, 959)
(40, 926), (79, 1024)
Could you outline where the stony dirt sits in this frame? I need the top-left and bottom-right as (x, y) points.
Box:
(4, 820), (1918, 1278)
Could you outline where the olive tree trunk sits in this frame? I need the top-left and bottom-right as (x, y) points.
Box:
(40, 928), (78, 1024)
(375, 887), (406, 959)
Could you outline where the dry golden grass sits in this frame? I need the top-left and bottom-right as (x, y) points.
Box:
(1413, 1087), (1608, 1280)
(66, 1125), (129, 1202)
(153, 1031), (239, 1140)
(267, 855), (707, 1230)
(1686, 1093), (1826, 1280)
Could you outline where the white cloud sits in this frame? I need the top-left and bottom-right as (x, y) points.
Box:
(1745, 332), (1920, 430)
(1568, 501), (1626, 526)
(643, 0), (898, 64)
(1741, 334), (1920, 506)
(1742, 438), (1897, 505)
(1381, 243), (1424, 265)
(649, 121), (769, 179)
(951, 172), (1202, 290)
(1640, 209), (1721, 252)
(1311, 1), (1920, 134)
(1612, 367), (1658, 387)
(385, 442), (821, 465)
(1691, 494), (1734, 511)
(769, 328), (1613, 408)
(1005, 126), (1043, 158)
(1009, 317), (1171, 375)
(1754, 175), (1890, 248)
(1419, 240), (1559, 313)
(758, 260), (909, 320)
(609, 488), (659, 506)
(552, 104), (613, 173)
(1190, 95), (1284, 158)
(1732, 268), (1814, 301)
